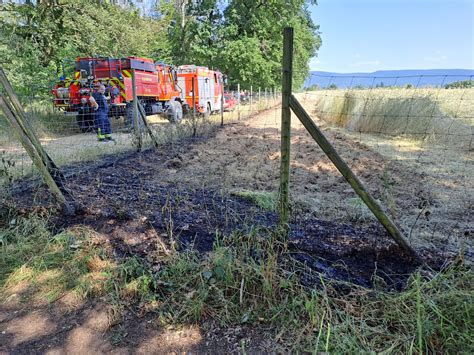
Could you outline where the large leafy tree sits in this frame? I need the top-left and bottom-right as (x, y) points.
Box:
(220, 0), (321, 89)
(159, 0), (321, 89)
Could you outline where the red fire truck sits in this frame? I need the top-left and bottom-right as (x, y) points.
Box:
(176, 65), (224, 117)
(52, 57), (186, 128)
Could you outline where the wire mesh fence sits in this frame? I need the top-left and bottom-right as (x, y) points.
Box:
(1, 65), (472, 260)
(291, 72), (473, 256)
(0, 78), (280, 190)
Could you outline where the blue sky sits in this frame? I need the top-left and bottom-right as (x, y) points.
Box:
(309, 0), (474, 72)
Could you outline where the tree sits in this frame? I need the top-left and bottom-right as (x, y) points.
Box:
(219, 0), (321, 89)
(157, 0), (322, 89)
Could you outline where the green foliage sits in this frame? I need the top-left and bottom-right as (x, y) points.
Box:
(147, 230), (474, 352)
(307, 83), (320, 90)
(445, 80), (474, 89)
(218, 0), (321, 89)
(119, 0), (321, 90)
(0, 1), (167, 98)
(1, 0), (320, 99)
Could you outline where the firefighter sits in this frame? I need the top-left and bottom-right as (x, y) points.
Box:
(90, 84), (114, 142)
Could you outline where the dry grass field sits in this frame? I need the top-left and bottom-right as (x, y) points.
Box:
(307, 87), (473, 148)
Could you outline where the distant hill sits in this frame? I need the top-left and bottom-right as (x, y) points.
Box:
(304, 69), (474, 89)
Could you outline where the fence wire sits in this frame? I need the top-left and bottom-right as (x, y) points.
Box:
(0, 82), (279, 192)
(1, 72), (472, 260)
(292, 73), (473, 257)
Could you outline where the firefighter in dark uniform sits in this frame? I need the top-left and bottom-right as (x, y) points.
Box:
(90, 84), (113, 142)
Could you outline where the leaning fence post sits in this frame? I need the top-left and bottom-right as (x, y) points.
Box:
(0, 68), (63, 180)
(137, 102), (159, 148)
(279, 27), (293, 231)
(0, 95), (74, 214)
(131, 69), (142, 151)
(288, 94), (421, 262)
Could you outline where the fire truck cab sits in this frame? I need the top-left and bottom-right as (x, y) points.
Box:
(177, 65), (224, 117)
(52, 56), (184, 128)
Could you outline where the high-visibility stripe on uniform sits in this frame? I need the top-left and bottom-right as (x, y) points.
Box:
(122, 70), (131, 78)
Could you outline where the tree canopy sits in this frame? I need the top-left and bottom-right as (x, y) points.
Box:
(0, 0), (321, 96)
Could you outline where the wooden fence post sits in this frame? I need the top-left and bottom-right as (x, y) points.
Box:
(0, 95), (74, 214)
(237, 83), (241, 120)
(192, 77), (197, 136)
(258, 87), (261, 110)
(131, 69), (142, 151)
(250, 85), (253, 115)
(221, 77), (224, 127)
(279, 27), (293, 230)
(0, 68), (63, 180)
(137, 102), (159, 148)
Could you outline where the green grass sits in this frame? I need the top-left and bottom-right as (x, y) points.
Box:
(2, 212), (472, 352)
(150, 230), (474, 352)
(0, 213), (105, 301)
(231, 190), (277, 211)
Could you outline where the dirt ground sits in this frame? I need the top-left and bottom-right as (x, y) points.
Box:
(1, 102), (469, 353)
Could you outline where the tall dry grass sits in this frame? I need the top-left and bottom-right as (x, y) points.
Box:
(312, 88), (473, 149)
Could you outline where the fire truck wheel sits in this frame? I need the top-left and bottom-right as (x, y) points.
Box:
(168, 100), (183, 123)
